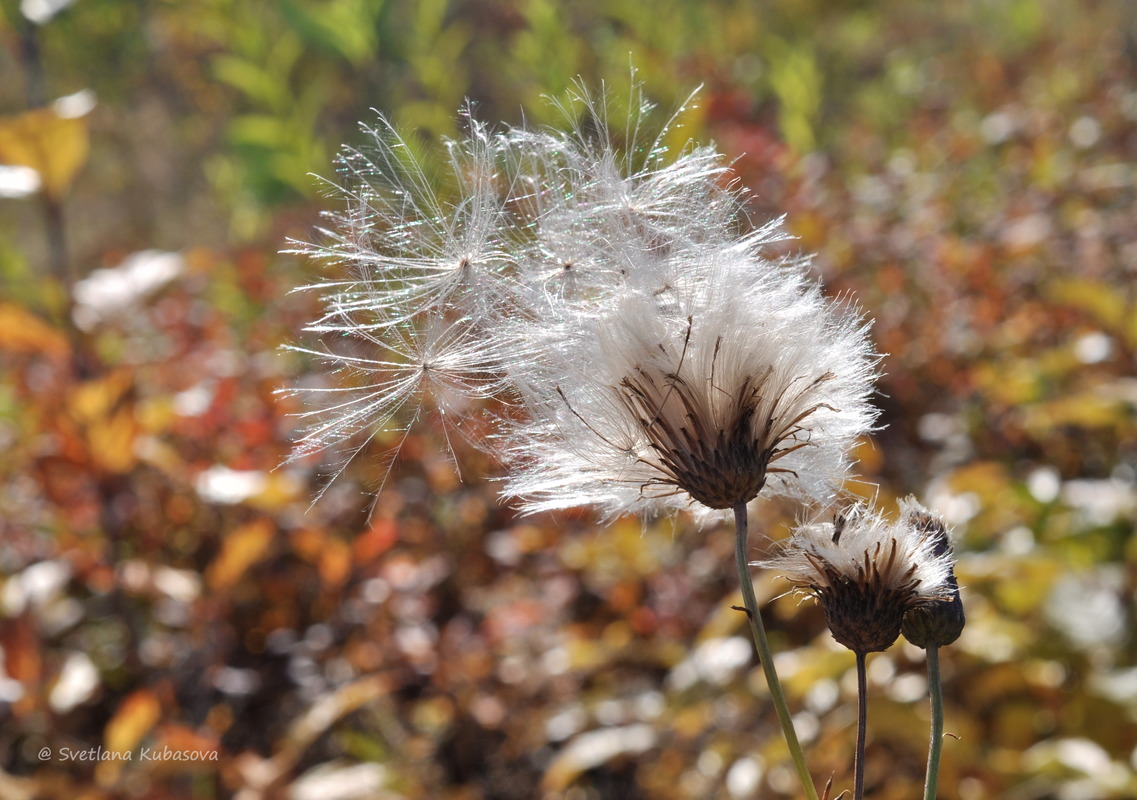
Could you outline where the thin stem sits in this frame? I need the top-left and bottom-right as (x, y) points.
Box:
(733, 502), (819, 800)
(923, 645), (944, 800)
(6, 0), (47, 108)
(854, 651), (868, 800)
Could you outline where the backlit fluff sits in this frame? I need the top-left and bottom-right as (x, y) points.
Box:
(286, 314), (516, 497)
(757, 500), (955, 653)
(499, 248), (877, 517)
(283, 110), (522, 491)
(291, 112), (518, 326)
(286, 82), (880, 515)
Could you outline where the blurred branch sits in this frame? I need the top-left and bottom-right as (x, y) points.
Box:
(233, 674), (394, 800)
(3, 0), (47, 107)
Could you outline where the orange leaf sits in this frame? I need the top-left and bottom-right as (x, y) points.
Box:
(104, 689), (161, 753)
(206, 518), (276, 590)
(87, 406), (140, 474)
(0, 303), (69, 360)
(353, 518), (397, 563)
(319, 538), (352, 588)
(0, 617), (42, 689)
(290, 527), (327, 562)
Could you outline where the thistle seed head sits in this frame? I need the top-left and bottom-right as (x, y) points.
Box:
(500, 262), (877, 519)
(758, 500), (956, 654)
(286, 82), (881, 518)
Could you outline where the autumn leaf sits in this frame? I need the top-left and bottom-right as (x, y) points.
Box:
(0, 97), (92, 200)
(1047, 278), (1127, 330)
(206, 518), (276, 590)
(0, 617), (42, 703)
(104, 689), (162, 753)
(352, 518), (397, 563)
(69, 370), (140, 474)
(0, 303), (69, 360)
(86, 406), (140, 474)
(96, 689), (162, 785)
(318, 537), (352, 588)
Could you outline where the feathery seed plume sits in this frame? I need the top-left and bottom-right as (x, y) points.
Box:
(285, 82), (879, 516)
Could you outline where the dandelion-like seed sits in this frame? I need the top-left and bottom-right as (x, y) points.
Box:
(502, 264), (876, 517)
(499, 95), (878, 518)
(292, 112), (517, 326)
(284, 314), (514, 497)
(282, 109), (524, 491)
(760, 500), (955, 654)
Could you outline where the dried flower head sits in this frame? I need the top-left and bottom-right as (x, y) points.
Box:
(899, 499), (965, 648)
(758, 500), (955, 654)
(496, 85), (878, 517)
(500, 252), (877, 517)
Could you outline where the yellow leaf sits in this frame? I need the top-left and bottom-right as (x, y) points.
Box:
(104, 689), (161, 753)
(246, 471), (303, 510)
(0, 106), (90, 200)
(1023, 388), (1129, 432)
(70, 370), (134, 423)
(1047, 278), (1127, 330)
(69, 370), (139, 474)
(948, 461), (1011, 495)
(206, 518), (276, 590)
(136, 396), (176, 435)
(98, 689), (161, 786)
(87, 406), (140, 474)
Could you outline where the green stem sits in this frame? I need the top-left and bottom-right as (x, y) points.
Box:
(854, 651), (868, 800)
(923, 645), (944, 800)
(733, 502), (819, 800)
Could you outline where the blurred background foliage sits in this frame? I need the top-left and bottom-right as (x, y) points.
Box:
(1, 0), (1136, 798)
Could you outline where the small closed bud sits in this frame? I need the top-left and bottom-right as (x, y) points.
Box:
(900, 501), (965, 648)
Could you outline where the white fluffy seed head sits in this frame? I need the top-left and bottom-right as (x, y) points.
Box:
(285, 83), (881, 515)
(499, 241), (879, 518)
(756, 499), (956, 653)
